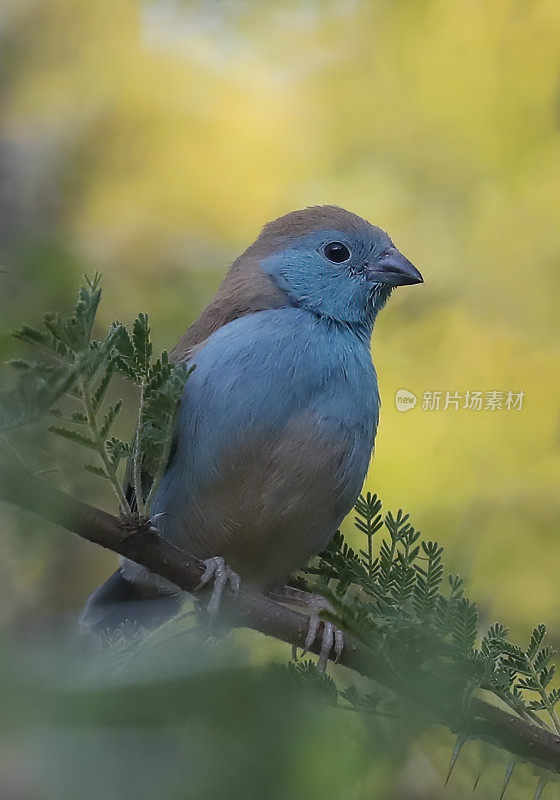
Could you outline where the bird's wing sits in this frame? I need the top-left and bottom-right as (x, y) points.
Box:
(171, 252), (287, 362)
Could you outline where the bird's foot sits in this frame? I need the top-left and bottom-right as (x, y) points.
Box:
(196, 556), (241, 617)
(303, 595), (344, 673)
(270, 587), (344, 672)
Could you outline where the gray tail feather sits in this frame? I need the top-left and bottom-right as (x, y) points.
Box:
(80, 568), (181, 634)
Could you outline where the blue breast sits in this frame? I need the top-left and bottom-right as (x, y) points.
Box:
(152, 307), (380, 550)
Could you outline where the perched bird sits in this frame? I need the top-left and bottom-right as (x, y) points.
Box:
(82, 206), (422, 662)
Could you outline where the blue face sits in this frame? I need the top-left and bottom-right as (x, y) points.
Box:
(259, 226), (422, 334)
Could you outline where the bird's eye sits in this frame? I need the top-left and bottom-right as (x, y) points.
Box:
(323, 241), (351, 263)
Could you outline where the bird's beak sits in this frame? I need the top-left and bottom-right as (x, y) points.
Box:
(366, 247), (423, 287)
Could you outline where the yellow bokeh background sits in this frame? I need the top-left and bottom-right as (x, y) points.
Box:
(0, 1), (559, 793)
(1, 0), (559, 630)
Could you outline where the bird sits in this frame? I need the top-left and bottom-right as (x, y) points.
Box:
(81, 206), (422, 663)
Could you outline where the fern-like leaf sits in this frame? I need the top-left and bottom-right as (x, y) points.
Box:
(48, 425), (97, 450)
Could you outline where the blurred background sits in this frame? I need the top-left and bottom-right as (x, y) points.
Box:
(0, 0), (559, 797)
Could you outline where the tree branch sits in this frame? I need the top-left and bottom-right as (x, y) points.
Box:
(1, 458), (559, 775)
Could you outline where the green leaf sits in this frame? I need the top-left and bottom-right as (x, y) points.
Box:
(105, 436), (129, 467)
(100, 400), (122, 440)
(451, 597), (479, 653)
(547, 688), (560, 707)
(91, 362), (115, 412)
(534, 647), (556, 672)
(12, 324), (50, 348)
(539, 665), (555, 688)
(132, 313), (152, 376)
(527, 625), (547, 659)
(48, 425), (97, 450)
(412, 541), (444, 619)
(110, 322), (134, 359)
(83, 463), (109, 480)
(41, 275), (102, 353)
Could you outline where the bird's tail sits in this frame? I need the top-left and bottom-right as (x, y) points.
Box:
(80, 568), (181, 634)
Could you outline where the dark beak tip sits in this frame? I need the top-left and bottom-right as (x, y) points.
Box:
(385, 267), (424, 287)
(396, 274), (423, 287)
(366, 249), (423, 286)
(377, 249), (423, 287)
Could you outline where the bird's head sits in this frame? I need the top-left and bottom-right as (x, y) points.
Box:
(250, 205), (422, 337)
(172, 205), (423, 360)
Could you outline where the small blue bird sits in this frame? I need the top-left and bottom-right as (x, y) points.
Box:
(82, 206), (422, 661)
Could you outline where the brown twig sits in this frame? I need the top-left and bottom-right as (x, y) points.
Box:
(0, 458), (559, 775)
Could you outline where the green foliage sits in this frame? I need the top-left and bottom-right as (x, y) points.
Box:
(3, 278), (560, 795)
(267, 659), (339, 706)
(2, 275), (190, 514)
(305, 492), (560, 749)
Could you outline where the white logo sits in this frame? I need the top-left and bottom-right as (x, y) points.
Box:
(395, 389), (417, 412)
